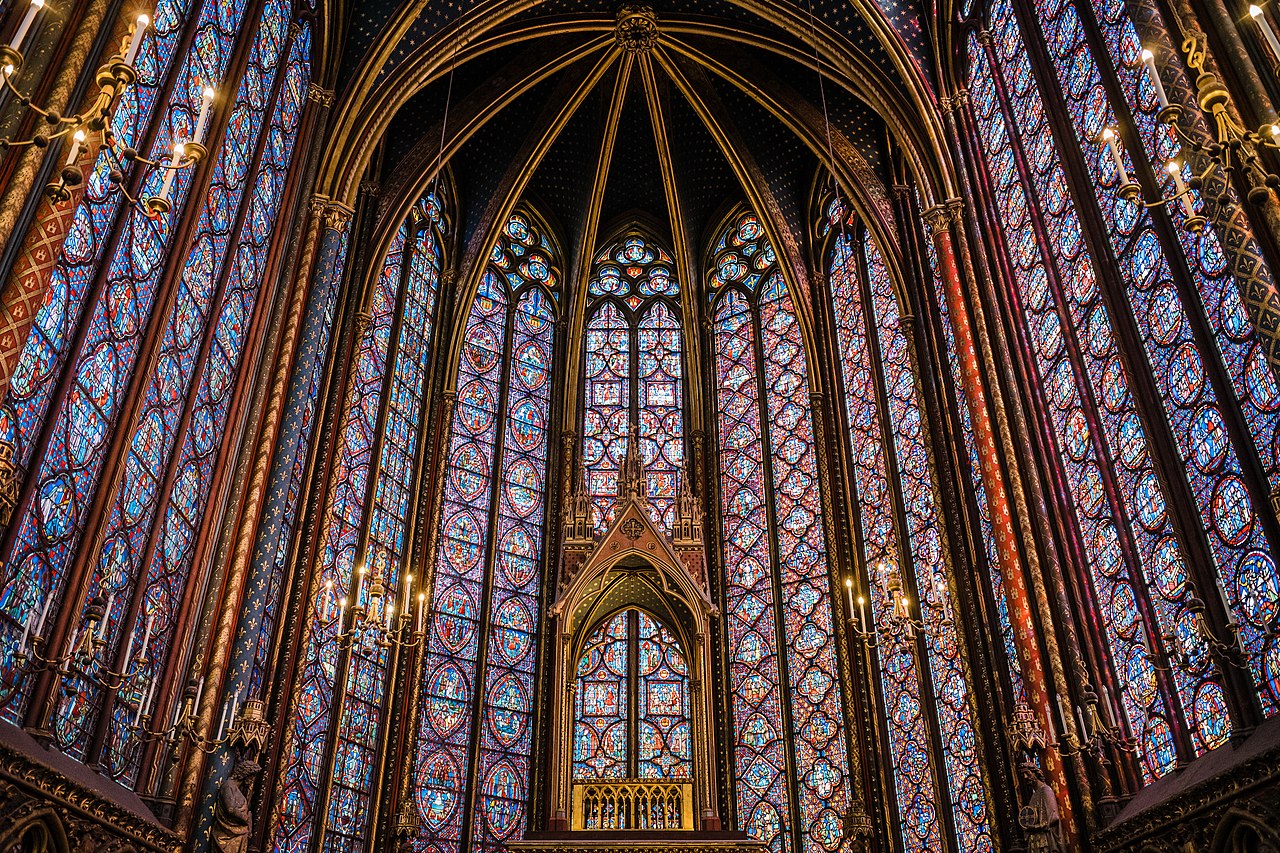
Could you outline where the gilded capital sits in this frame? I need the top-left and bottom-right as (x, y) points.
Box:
(921, 204), (953, 236)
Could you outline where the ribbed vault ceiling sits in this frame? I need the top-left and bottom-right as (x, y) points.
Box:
(361, 1), (914, 292)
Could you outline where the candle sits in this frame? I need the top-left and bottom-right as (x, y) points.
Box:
(1043, 704), (1057, 743)
(64, 129), (85, 167)
(119, 623), (135, 672)
(8, 0), (45, 53)
(1056, 695), (1070, 735)
(1166, 160), (1197, 219)
(354, 565), (366, 604)
(216, 700), (228, 741)
(141, 612), (154, 658)
(100, 593), (113, 639)
(18, 607), (31, 654)
(417, 592), (425, 635)
(1215, 576), (1233, 613)
(843, 577), (855, 620)
(155, 157), (176, 204)
(1141, 48), (1170, 109)
(403, 573), (413, 613)
(1076, 704), (1090, 740)
(35, 594), (52, 637)
(1100, 128), (1131, 185)
(192, 87), (215, 145)
(67, 625), (81, 658)
(1100, 686), (1114, 725)
(122, 14), (149, 67)
(858, 596), (869, 635)
(1251, 5), (1280, 58)
(337, 597), (347, 631)
(134, 682), (149, 727)
(385, 603), (395, 631)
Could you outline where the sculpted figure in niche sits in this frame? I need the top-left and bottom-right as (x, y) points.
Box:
(212, 760), (261, 853)
(1018, 761), (1063, 853)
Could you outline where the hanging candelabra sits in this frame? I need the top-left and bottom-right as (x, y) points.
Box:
(1049, 679), (1135, 757)
(321, 549), (428, 661)
(842, 569), (925, 650)
(0, 3), (213, 212)
(1099, 30), (1280, 230)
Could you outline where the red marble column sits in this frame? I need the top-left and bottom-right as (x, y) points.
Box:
(0, 139), (97, 395)
(928, 212), (1078, 840)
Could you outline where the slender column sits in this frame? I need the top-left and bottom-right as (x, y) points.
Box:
(178, 194), (350, 832)
(923, 203), (1079, 839)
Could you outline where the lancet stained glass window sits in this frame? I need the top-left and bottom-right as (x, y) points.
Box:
(711, 211), (850, 853)
(583, 234), (684, 531)
(412, 210), (557, 853)
(572, 608), (692, 781)
(964, 0), (1280, 776)
(0, 0), (312, 789)
(829, 226), (995, 852)
(1019, 0), (1280, 714)
(0, 0), (201, 718)
(272, 193), (448, 853)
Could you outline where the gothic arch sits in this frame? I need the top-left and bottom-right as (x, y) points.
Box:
(0, 808), (70, 853)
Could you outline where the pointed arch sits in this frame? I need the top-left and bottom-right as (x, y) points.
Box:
(411, 205), (559, 853)
(581, 228), (686, 532)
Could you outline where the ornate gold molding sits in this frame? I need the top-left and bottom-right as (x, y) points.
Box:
(616, 4), (658, 53)
(307, 83), (335, 106)
(0, 737), (180, 851)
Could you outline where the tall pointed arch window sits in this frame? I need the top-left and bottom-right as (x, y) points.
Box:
(412, 210), (558, 853)
(572, 608), (693, 780)
(967, 0), (1280, 781)
(0, 0), (313, 784)
(270, 192), (450, 853)
(583, 233), (684, 531)
(826, 219), (994, 853)
(710, 211), (850, 853)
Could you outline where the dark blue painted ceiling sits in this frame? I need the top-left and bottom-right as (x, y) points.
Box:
(363, 1), (901, 272)
(337, 0), (937, 95)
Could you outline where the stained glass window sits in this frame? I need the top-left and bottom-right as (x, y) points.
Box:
(710, 211), (849, 853)
(966, 0), (1280, 777)
(0, 0), (313, 789)
(412, 210), (557, 853)
(272, 194), (449, 853)
(573, 609), (692, 780)
(830, 225), (994, 852)
(1020, 0), (1280, 714)
(583, 234), (684, 531)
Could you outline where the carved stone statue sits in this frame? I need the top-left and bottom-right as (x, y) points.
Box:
(212, 760), (261, 853)
(1018, 762), (1063, 853)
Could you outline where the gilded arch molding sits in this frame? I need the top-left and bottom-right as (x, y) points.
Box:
(315, 1), (961, 213)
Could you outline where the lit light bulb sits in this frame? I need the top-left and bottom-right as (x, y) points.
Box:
(1141, 47), (1171, 108)
(192, 86), (215, 145)
(1262, 8), (1280, 60)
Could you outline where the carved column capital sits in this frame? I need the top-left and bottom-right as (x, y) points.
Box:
(921, 203), (954, 236)
(307, 83), (334, 106)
